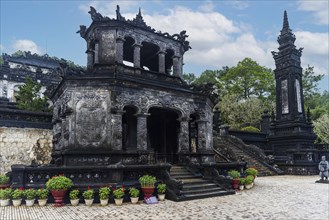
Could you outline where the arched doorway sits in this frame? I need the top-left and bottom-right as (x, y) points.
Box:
(147, 107), (180, 164)
(122, 106), (137, 151)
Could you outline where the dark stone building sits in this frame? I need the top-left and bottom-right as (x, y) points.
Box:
(268, 11), (318, 174)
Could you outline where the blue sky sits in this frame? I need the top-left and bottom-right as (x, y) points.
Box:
(1, 0), (328, 92)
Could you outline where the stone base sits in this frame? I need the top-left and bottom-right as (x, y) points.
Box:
(315, 179), (329, 184)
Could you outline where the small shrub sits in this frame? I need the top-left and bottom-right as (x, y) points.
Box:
(245, 168), (259, 176)
(157, 184), (166, 194)
(244, 175), (254, 185)
(113, 188), (125, 199)
(24, 188), (36, 200)
(139, 175), (156, 188)
(82, 187), (94, 199)
(0, 188), (12, 199)
(0, 174), (10, 185)
(228, 170), (240, 179)
(129, 187), (139, 198)
(69, 189), (79, 200)
(99, 187), (110, 200)
(11, 189), (24, 199)
(46, 175), (73, 190)
(37, 189), (48, 199)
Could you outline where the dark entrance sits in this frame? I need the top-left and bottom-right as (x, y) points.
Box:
(147, 107), (180, 164)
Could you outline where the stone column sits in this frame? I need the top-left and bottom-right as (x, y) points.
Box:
(178, 117), (190, 153)
(158, 51), (166, 74)
(116, 37), (125, 64)
(196, 120), (207, 152)
(135, 113), (150, 150)
(172, 55), (181, 77)
(133, 43), (142, 68)
(94, 42), (99, 64)
(111, 110), (125, 151)
(86, 49), (94, 70)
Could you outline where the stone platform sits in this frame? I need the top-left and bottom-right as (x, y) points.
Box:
(1, 175), (328, 220)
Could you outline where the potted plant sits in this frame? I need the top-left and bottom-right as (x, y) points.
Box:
(36, 188), (48, 206)
(139, 175), (156, 198)
(46, 175), (73, 207)
(69, 189), (80, 206)
(0, 188), (12, 207)
(228, 170), (241, 190)
(239, 178), (246, 191)
(245, 168), (259, 179)
(0, 174), (10, 189)
(82, 187), (94, 206)
(11, 188), (24, 206)
(24, 188), (36, 207)
(113, 187), (125, 206)
(157, 183), (166, 201)
(129, 187), (140, 204)
(99, 187), (110, 206)
(244, 175), (254, 189)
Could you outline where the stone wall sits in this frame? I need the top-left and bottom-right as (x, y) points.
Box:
(0, 127), (52, 174)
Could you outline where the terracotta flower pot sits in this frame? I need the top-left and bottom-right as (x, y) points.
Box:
(51, 190), (67, 207)
(232, 179), (240, 190)
(141, 187), (155, 198)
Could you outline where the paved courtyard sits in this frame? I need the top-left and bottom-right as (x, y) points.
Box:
(1, 175), (328, 220)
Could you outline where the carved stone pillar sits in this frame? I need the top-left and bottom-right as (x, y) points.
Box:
(135, 113), (150, 150)
(196, 120), (207, 152)
(178, 117), (190, 153)
(158, 51), (166, 74)
(172, 55), (181, 77)
(86, 49), (94, 70)
(133, 43), (142, 68)
(111, 110), (125, 151)
(94, 42), (99, 64)
(116, 37), (125, 64)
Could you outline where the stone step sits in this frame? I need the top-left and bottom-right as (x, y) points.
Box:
(170, 171), (191, 175)
(177, 190), (235, 201)
(170, 174), (197, 179)
(182, 186), (222, 194)
(182, 183), (219, 190)
(180, 178), (215, 185)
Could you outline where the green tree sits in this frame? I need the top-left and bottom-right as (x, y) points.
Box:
(182, 73), (196, 85)
(313, 114), (329, 145)
(220, 58), (275, 101)
(16, 77), (50, 112)
(0, 55), (3, 65)
(302, 65), (324, 108)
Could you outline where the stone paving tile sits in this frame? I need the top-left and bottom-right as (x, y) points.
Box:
(1, 175), (328, 220)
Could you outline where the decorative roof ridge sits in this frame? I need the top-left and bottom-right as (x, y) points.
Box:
(85, 5), (191, 51)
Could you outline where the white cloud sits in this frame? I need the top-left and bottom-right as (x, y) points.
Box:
(198, 1), (215, 13)
(0, 44), (5, 53)
(12, 40), (42, 54)
(226, 0), (249, 10)
(297, 0), (329, 25)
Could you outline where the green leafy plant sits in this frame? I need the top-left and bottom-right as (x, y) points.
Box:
(239, 178), (246, 185)
(139, 175), (156, 188)
(113, 188), (125, 199)
(157, 183), (166, 194)
(24, 188), (36, 200)
(228, 170), (240, 180)
(0, 174), (9, 185)
(46, 175), (73, 191)
(244, 175), (254, 185)
(11, 189), (24, 199)
(245, 168), (259, 176)
(129, 187), (139, 198)
(99, 187), (110, 200)
(0, 188), (12, 199)
(69, 189), (79, 200)
(82, 187), (94, 199)
(241, 126), (260, 133)
(37, 189), (48, 199)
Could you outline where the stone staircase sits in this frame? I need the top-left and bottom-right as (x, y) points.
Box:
(214, 135), (280, 176)
(169, 166), (235, 201)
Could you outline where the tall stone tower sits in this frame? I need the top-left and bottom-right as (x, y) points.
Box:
(269, 11), (317, 174)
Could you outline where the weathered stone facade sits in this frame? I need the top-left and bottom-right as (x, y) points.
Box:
(0, 127), (52, 174)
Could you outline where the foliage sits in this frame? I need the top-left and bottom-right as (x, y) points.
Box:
(228, 170), (240, 179)
(157, 184), (166, 194)
(99, 187), (110, 200)
(15, 77), (50, 112)
(129, 187), (140, 198)
(24, 188), (36, 200)
(244, 175), (254, 185)
(11, 189), (24, 199)
(308, 91), (329, 121)
(302, 65), (324, 106)
(46, 175), (73, 191)
(239, 178), (246, 185)
(113, 188), (125, 199)
(0, 55), (3, 65)
(37, 189), (49, 199)
(0, 188), (12, 200)
(313, 114), (329, 144)
(69, 189), (79, 200)
(82, 187), (94, 199)
(139, 175), (156, 188)
(220, 58), (275, 100)
(0, 174), (9, 185)
(218, 94), (273, 129)
(241, 126), (260, 133)
(245, 168), (259, 176)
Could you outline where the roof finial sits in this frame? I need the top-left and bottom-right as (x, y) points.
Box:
(282, 10), (291, 33)
(138, 8), (142, 16)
